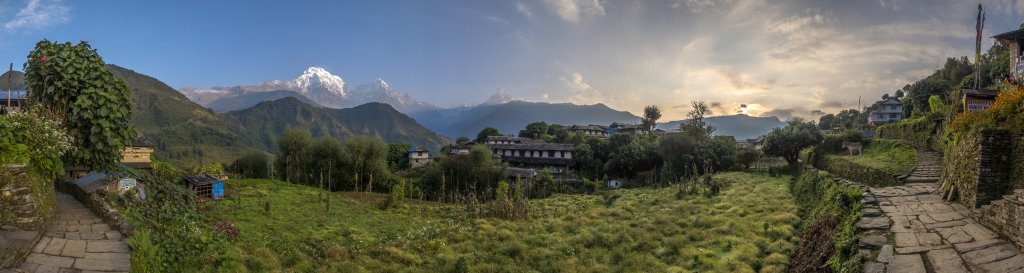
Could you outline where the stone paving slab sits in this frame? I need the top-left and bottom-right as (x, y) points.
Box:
(5, 193), (130, 272)
(853, 179), (1024, 273)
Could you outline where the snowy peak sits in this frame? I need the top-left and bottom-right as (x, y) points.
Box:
(293, 67), (345, 97)
(375, 78), (391, 91)
(483, 88), (513, 105)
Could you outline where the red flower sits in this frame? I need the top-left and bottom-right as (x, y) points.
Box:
(40, 55), (45, 62)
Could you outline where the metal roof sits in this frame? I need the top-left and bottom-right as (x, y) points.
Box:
(0, 90), (28, 100)
(963, 89), (999, 98)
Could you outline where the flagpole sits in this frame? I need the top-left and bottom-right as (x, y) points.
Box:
(6, 63), (11, 109)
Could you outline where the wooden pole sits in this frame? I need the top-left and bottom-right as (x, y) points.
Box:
(6, 63), (11, 109)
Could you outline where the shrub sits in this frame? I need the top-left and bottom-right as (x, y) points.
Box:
(24, 40), (135, 171)
(788, 170), (863, 273)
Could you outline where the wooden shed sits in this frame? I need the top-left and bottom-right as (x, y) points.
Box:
(181, 174), (224, 201)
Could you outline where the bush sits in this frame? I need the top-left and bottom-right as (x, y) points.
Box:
(788, 171), (863, 273)
(24, 40), (135, 171)
(819, 130), (866, 154)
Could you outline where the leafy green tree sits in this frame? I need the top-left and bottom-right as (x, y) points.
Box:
(455, 136), (470, 144)
(228, 152), (271, 179)
(518, 121), (549, 139)
(309, 137), (346, 188)
(817, 114), (837, 130)
(475, 127), (502, 143)
(642, 105), (662, 132)
(421, 145), (507, 201)
(681, 101), (713, 137)
(276, 128), (312, 184)
(736, 149), (761, 169)
(761, 118), (823, 165)
(928, 95), (946, 114)
(345, 136), (392, 193)
(386, 142), (412, 170)
(23, 40), (134, 170)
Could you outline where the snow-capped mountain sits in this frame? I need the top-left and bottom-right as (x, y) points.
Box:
(483, 88), (513, 105)
(179, 67), (438, 113)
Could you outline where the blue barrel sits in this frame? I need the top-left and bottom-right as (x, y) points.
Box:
(212, 181), (225, 199)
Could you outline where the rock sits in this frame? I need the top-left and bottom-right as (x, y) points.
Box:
(862, 261), (885, 273)
(889, 254), (926, 273)
(862, 208), (883, 217)
(859, 235), (887, 249)
(877, 244), (894, 263)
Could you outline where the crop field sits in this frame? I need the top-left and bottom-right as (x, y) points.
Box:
(200, 172), (800, 273)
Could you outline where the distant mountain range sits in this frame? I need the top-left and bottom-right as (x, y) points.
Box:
(175, 66), (786, 141)
(108, 65), (448, 165)
(658, 115), (785, 141)
(179, 67), (439, 113)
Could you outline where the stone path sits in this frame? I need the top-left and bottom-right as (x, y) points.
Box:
(903, 149), (943, 183)
(2, 193), (130, 273)
(858, 182), (1024, 273)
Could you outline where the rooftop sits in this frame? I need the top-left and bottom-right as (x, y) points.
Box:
(963, 89), (999, 98)
(489, 142), (575, 151)
(132, 135), (155, 147)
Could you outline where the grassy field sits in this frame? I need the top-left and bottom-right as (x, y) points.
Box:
(199, 172), (801, 272)
(830, 140), (917, 174)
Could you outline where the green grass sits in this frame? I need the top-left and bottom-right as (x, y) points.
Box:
(831, 140), (916, 174)
(199, 172), (801, 272)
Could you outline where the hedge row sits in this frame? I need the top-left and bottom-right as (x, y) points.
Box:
(876, 115), (937, 149)
(813, 155), (903, 187)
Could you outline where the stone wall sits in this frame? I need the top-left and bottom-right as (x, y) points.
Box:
(941, 129), (1012, 208)
(976, 189), (1024, 249)
(0, 165), (55, 229)
(0, 165), (55, 268)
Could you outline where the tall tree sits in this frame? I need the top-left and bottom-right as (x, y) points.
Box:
(761, 117), (823, 165)
(641, 105), (662, 132)
(519, 121), (549, 139)
(681, 101), (713, 137)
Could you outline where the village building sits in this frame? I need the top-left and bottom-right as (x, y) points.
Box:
(448, 142), (473, 156)
(994, 26), (1024, 83)
(868, 98), (904, 124)
(407, 147), (430, 168)
(484, 135), (532, 144)
(609, 122), (648, 135)
(122, 135), (155, 171)
(962, 89), (998, 112)
(488, 142), (575, 173)
(569, 124), (609, 138)
(0, 90), (26, 114)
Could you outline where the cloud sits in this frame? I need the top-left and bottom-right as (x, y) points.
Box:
(819, 101), (844, 108)
(515, 1), (534, 18)
(543, 0), (605, 23)
(559, 72), (604, 104)
(3, 0), (70, 32)
(561, 72), (592, 91)
(810, 109), (826, 116)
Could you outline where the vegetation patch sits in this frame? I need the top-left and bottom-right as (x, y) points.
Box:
(831, 140), (916, 175)
(789, 170), (863, 273)
(199, 172), (800, 272)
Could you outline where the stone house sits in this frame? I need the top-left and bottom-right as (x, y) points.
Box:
(484, 135), (531, 145)
(448, 142), (472, 156)
(407, 147), (430, 168)
(488, 142), (575, 173)
(994, 26), (1024, 83)
(868, 98), (903, 124)
(609, 122), (648, 135)
(569, 125), (609, 138)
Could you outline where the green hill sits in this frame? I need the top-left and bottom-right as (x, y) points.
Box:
(108, 65), (260, 166)
(108, 65), (449, 166)
(225, 97), (448, 152)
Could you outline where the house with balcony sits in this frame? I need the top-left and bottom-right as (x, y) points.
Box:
(868, 98), (903, 124)
(570, 124), (609, 138)
(407, 147), (430, 168)
(487, 142), (575, 173)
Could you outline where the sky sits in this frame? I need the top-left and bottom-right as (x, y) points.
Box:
(1, 0), (1024, 121)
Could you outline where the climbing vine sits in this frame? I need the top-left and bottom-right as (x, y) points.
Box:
(23, 40), (135, 171)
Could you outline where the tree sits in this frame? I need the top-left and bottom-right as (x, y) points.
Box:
(761, 118), (823, 165)
(345, 136), (392, 193)
(386, 143), (412, 170)
(641, 105), (662, 132)
(736, 149), (761, 169)
(894, 89), (905, 99)
(882, 94), (890, 100)
(817, 114), (837, 130)
(681, 101), (713, 137)
(24, 40), (135, 171)
(455, 136), (470, 144)
(519, 121), (549, 139)
(276, 128), (312, 184)
(475, 127), (502, 143)
(228, 152), (271, 179)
